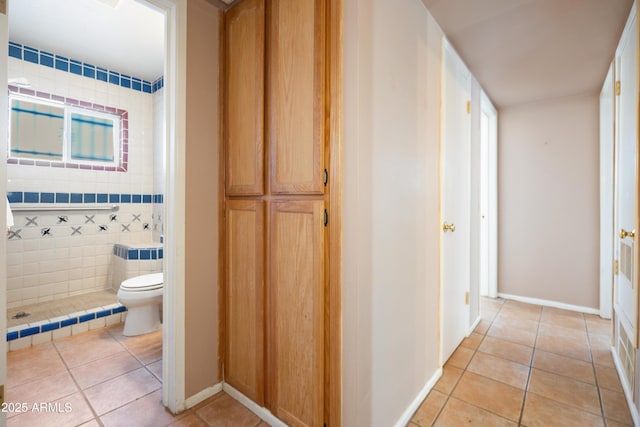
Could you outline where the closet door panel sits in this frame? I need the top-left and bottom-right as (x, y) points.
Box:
(226, 0), (265, 195)
(225, 200), (265, 404)
(268, 0), (325, 195)
(268, 200), (325, 427)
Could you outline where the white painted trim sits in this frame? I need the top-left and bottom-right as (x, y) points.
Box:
(142, 0), (187, 415)
(480, 91), (498, 300)
(611, 346), (640, 426)
(498, 293), (600, 315)
(599, 63), (615, 320)
(393, 368), (443, 427)
(222, 383), (288, 427)
(469, 316), (481, 335)
(0, 3), (9, 402)
(184, 382), (223, 409)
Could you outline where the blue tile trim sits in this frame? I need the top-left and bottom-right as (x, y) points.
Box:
(8, 192), (23, 203)
(56, 192), (69, 203)
(6, 304), (130, 341)
(24, 192), (39, 203)
(114, 243), (164, 260)
(20, 326), (40, 337)
(8, 41), (160, 94)
(9, 192), (165, 206)
(96, 309), (111, 318)
(61, 317), (78, 327)
(41, 322), (60, 332)
(41, 192), (54, 203)
(79, 313), (95, 323)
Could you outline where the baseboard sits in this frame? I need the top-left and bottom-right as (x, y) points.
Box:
(469, 316), (481, 335)
(393, 368), (443, 427)
(223, 383), (288, 427)
(611, 346), (640, 426)
(497, 293), (599, 315)
(184, 382), (223, 409)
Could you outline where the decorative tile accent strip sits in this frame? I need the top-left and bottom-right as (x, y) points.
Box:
(6, 304), (127, 341)
(8, 41), (160, 94)
(7, 192), (162, 205)
(113, 243), (164, 260)
(7, 85), (129, 172)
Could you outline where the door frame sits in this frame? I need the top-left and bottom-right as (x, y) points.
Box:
(480, 91), (498, 299)
(600, 63), (615, 320)
(1, 4), (9, 418)
(143, 0), (187, 413)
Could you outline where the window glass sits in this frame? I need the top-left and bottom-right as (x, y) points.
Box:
(70, 112), (115, 162)
(10, 99), (64, 160)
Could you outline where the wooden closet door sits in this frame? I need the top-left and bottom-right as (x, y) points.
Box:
(225, 200), (265, 404)
(225, 0), (265, 195)
(268, 200), (325, 427)
(268, 0), (326, 195)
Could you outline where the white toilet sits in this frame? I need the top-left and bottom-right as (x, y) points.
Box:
(117, 272), (163, 336)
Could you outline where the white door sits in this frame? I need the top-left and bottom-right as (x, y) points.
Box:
(441, 40), (471, 363)
(614, 9), (637, 348)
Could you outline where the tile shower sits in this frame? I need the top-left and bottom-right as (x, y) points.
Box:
(5, 43), (166, 350)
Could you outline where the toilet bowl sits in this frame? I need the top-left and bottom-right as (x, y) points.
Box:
(117, 272), (163, 336)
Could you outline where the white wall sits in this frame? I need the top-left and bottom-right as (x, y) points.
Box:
(343, 0), (442, 425)
(498, 93), (600, 309)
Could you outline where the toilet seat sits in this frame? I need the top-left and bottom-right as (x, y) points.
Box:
(120, 273), (163, 292)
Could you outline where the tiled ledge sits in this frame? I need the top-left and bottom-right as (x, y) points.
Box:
(7, 304), (127, 350)
(113, 243), (164, 261)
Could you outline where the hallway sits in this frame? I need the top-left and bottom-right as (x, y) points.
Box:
(410, 298), (632, 426)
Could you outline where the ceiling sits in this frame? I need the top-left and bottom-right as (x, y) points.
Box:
(422, 0), (634, 108)
(9, 0), (165, 81)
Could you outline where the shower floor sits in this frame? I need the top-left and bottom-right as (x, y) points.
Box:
(7, 290), (118, 328)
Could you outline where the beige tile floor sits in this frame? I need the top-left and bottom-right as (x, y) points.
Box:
(8, 290), (118, 328)
(6, 297), (633, 426)
(6, 323), (266, 427)
(410, 298), (633, 427)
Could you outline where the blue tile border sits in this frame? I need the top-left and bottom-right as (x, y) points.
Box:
(7, 191), (163, 206)
(7, 305), (128, 341)
(8, 41), (163, 94)
(114, 243), (164, 260)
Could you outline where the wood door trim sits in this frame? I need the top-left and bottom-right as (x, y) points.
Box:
(327, 0), (342, 425)
(218, 7), (226, 387)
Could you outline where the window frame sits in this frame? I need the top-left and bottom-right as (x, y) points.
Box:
(7, 86), (128, 172)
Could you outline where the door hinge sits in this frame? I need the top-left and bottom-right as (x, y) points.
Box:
(324, 168), (328, 186)
(466, 100), (471, 114)
(324, 209), (328, 227)
(614, 259), (619, 276)
(616, 80), (621, 96)
(465, 291), (470, 305)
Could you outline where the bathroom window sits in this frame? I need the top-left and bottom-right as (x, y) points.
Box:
(9, 95), (120, 166)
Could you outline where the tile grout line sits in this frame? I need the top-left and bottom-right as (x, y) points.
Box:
(430, 298), (505, 426)
(516, 305), (541, 427)
(51, 337), (105, 427)
(584, 314), (608, 426)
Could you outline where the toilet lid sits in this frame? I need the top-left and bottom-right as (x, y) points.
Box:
(121, 273), (163, 291)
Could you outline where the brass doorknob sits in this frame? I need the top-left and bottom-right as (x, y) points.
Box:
(443, 222), (455, 232)
(620, 228), (636, 239)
